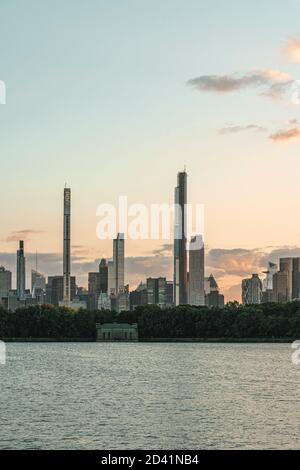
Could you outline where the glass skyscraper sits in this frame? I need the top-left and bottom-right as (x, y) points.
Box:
(174, 171), (188, 305)
(17, 240), (26, 301)
(63, 187), (71, 304)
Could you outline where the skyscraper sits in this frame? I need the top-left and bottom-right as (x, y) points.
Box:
(0, 266), (12, 301)
(262, 262), (278, 303)
(292, 258), (300, 300)
(87, 259), (108, 309)
(47, 275), (76, 306)
(88, 272), (101, 310)
(63, 187), (71, 304)
(147, 277), (167, 308)
(242, 274), (262, 305)
(189, 235), (205, 306)
(279, 258), (293, 301)
(31, 269), (46, 301)
(107, 259), (115, 296)
(17, 240), (26, 301)
(166, 281), (174, 307)
(205, 274), (225, 308)
(129, 282), (148, 311)
(279, 258), (300, 301)
(174, 170), (188, 305)
(99, 258), (108, 293)
(117, 285), (130, 312)
(113, 233), (125, 295)
(273, 271), (289, 303)
(262, 262), (278, 292)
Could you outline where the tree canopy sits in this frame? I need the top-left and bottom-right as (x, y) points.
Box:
(1, 301), (300, 340)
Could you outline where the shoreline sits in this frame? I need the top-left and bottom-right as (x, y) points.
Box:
(1, 337), (295, 343)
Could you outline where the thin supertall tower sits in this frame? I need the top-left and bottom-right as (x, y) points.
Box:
(17, 240), (26, 301)
(113, 233), (125, 295)
(174, 170), (188, 305)
(63, 187), (71, 303)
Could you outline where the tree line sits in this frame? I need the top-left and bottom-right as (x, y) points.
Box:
(1, 301), (300, 340)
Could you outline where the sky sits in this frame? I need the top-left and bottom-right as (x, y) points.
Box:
(1, 0), (300, 301)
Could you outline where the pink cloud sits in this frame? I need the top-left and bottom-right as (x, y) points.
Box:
(270, 127), (300, 142)
(284, 38), (300, 63)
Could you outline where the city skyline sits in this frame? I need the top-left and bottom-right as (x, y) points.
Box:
(3, 174), (300, 306)
(1, 1), (300, 301)
(4, 168), (300, 303)
(2, 1), (300, 455)
(4, 184), (300, 302)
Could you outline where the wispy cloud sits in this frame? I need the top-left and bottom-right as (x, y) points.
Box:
(269, 126), (300, 142)
(152, 243), (173, 256)
(71, 245), (97, 258)
(283, 37), (300, 63)
(219, 124), (267, 135)
(187, 69), (293, 99)
(6, 230), (44, 243)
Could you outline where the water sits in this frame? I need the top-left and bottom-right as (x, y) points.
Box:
(0, 342), (299, 449)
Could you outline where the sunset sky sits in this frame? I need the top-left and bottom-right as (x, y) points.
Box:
(1, 0), (300, 301)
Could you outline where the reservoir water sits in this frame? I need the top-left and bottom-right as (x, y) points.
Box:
(0, 342), (299, 449)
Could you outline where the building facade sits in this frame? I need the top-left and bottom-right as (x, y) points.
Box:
(129, 282), (147, 310)
(147, 277), (167, 308)
(0, 267), (12, 301)
(107, 259), (115, 296)
(242, 274), (262, 305)
(117, 285), (130, 312)
(31, 269), (46, 302)
(17, 240), (26, 301)
(189, 235), (205, 306)
(262, 262), (278, 292)
(99, 258), (108, 294)
(205, 274), (224, 308)
(88, 260), (108, 309)
(113, 233), (125, 296)
(63, 187), (71, 304)
(47, 275), (76, 306)
(166, 281), (174, 307)
(279, 258), (300, 301)
(174, 171), (188, 306)
(96, 323), (138, 341)
(273, 271), (289, 303)
(98, 293), (111, 310)
(88, 272), (101, 310)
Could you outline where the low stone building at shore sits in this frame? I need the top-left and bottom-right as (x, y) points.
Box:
(96, 323), (138, 342)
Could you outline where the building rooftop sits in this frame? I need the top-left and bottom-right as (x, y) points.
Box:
(96, 323), (137, 329)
